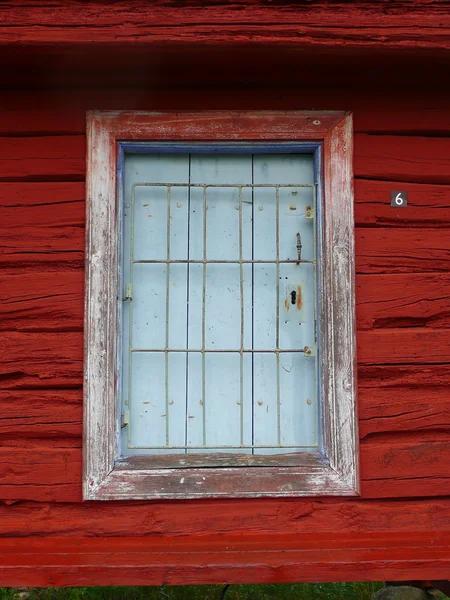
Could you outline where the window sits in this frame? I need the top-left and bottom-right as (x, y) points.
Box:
(84, 111), (358, 500)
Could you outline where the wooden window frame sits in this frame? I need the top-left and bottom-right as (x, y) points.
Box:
(84, 110), (358, 500)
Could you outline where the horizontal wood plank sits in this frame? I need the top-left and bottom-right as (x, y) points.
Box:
(0, 390), (81, 440)
(359, 387), (450, 438)
(0, 433), (449, 501)
(2, 328), (450, 390)
(0, 447), (81, 502)
(1, 496), (450, 537)
(355, 229), (450, 273)
(1, 92), (450, 136)
(0, 269), (83, 331)
(0, 332), (82, 389)
(356, 273), (450, 329)
(0, 181), (84, 266)
(1, 381), (446, 446)
(0, 137), (85, 181)
(358, 364), (450, 388)
(358, 329), (450, 364)
(354, 134), (450, 184)
(355, 180), (450, 227)
(0, 533), (449, 586)
(3, 134), (450, 186)
(2, 1), (450, 53)
(9, 270), (450, 335)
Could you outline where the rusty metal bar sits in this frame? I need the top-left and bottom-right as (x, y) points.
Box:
(238, 185), (245, 446)
(128, 443), (318, 450)
(134, 183), (315, 189)
(275, 186), (281, 445)
(164, 185), (171, 446)
(131, 348), (314, 353)
(201, 184), (207, 446)
(134, 258), (315, 265)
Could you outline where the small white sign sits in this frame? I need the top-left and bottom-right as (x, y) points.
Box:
(391, 191), (408, 207)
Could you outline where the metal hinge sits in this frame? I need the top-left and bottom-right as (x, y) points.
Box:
(121, 409), (130, 428)
(122, 283), (132, 302)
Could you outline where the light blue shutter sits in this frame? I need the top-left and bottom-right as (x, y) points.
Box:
(121, 151), (318, 457)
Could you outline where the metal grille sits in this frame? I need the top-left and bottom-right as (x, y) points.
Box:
(124, 181), (317, 452)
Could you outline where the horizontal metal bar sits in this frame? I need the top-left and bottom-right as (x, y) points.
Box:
(126, 444), (318, 450)
(131, 348), (314, 354)
(133, 182), (315, 189)
(134, 259), (315, 265)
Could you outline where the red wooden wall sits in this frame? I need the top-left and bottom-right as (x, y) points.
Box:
(1, 0), (450, 588)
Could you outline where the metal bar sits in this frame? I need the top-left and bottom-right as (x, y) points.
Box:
(131, 348), (313, 353)
(164, 185), (171, 446)
(133, 182), (315, 189)
(202, 185), (207, 446)
(134, 259), (316, 265)
(275, 185), (281, 445)
(128, 444), (318, 450)
(239, 185), (244, 446)
(126, 184), (136, 448)
(184, 154), (192, 454)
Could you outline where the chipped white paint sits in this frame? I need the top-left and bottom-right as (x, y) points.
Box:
(84, 111), (358, 500)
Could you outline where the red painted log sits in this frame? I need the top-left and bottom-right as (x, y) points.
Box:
(355, 134), (450, 184)
(1, 328), (449, 392)
(1, 91), (450, 136)
(0, 331), (83, 389)
(0, 390), (82, 439)
(355, 180), (450, 228)
(358, 329), (450, 364)
(359, 386), (450, 438)
(1, 1), (450, 53)
(355, 229), (450, 273)
(0, 136), (85, 181)
(356, 274), (450, 329)
(0, 269), (83, 332)
(0, 433), (449, 501)
(0, 533), (448, 586)
(1, 497), (450, 538)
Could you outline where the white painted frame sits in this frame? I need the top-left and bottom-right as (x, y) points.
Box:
(84, 111), (358, 500)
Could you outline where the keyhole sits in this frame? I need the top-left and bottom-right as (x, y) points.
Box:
(290, 290), (297, 305)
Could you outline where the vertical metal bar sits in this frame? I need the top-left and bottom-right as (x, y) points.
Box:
(239, 185), (244, 446)
(312, 183), (319, 446)
(127, 184), (136, 449)
(165, 185), (171, 446)
(184, 158), (191, 454)
(275, 185), (281, 445)
(251, 157), (255, 454)
(201, 184), (207, 446)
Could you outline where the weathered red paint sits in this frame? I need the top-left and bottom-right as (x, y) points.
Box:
(1, 0), (450, 585)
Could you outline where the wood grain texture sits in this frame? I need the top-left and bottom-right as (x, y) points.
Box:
(0, 533), (448, 586)
(355, 180), (450, 228)
(2, 1), (450, 52)
(0, 269), (83, 331)
(359, 387), (450, 438)
(355, 229), (450, 273)
(1, 497), (450, 537)
(356, 274), (450, 329)
(0, 331), (83, 389)
(0, 390), (82, 440)
(355, 135), (450, 184)
(1, 89), (450, 135)
(0, 81), (448, 583)
(0, 136), (85, 181)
